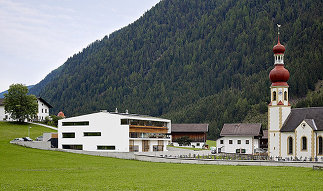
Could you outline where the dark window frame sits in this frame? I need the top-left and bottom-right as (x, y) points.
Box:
(97, 145), (115, 150)
(62, 132), (75, 138)
(62, 121), (89, 126)
(84, 132), (101, 136)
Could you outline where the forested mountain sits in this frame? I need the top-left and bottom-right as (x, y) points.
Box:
(29, 0), (323, 139)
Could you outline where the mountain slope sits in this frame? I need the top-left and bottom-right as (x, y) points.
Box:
(30, 0), (323, 139)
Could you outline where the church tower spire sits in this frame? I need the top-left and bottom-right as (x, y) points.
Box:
(268, 25), (291, 159)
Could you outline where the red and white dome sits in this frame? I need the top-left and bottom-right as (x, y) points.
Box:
(273, 39), (285, 54)
(269, 65), (289, 86)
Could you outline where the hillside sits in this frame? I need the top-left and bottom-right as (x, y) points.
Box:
(30, 0), (323, 139)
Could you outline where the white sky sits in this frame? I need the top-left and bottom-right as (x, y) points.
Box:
(0, 0), (160, 92)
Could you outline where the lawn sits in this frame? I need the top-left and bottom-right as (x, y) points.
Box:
(0, 121), (322, 190)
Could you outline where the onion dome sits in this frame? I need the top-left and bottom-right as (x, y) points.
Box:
(269, 65), (290, 86)
(57, 111), (65, 118)
(273, 39), (285, 54)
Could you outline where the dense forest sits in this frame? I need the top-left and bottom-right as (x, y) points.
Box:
(30, 0), (323, 140)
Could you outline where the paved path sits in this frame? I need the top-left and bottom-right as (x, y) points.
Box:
(29, 122), (58, 131)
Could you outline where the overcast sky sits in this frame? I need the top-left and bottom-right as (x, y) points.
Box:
(0, 0), (160, 92)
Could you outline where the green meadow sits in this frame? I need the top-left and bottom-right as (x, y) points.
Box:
(0, 122), (322, 190)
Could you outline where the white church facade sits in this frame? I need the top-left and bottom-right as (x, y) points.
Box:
(268, 32), (323, 160)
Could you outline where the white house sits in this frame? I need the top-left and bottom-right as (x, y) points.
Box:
(268, 32), (323, 160)
(0, 97), (52, 121)
(216, 123), (263, 154)
(58, 110), (171, 152)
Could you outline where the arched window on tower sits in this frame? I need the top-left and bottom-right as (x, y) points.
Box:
(288, 137), (293, 155)
(273, 91), (277, 101)
(284, 91), (287, 101)
(318, 136), (323, 155)
(302, 136), (307, 151)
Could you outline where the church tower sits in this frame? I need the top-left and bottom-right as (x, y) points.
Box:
(268, 26), (291, 158)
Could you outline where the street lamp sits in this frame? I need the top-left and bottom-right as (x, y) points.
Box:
(28, 126), (32, 137)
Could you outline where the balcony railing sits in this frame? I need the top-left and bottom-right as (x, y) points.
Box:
(129, 132), (170, 139)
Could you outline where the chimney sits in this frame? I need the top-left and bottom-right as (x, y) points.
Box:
(125, 109), (129, 114)
(115, 108), (118, 113)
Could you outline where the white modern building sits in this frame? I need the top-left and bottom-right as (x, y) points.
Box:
(58, 110), (171, 152)
(0, 97), (52, 121)
(216, 123), (263, 154)
(268, 31), (323, 160)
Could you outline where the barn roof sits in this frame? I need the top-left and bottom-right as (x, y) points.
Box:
(171, 124), (209, 133)
(220, 123), (262, 137)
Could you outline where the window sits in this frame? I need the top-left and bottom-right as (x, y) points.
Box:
(42, 109), (44, 113)
(84, 132), (101, 136)
(284, 91), (287, 101)
(237, 140), (241, 144)
(318, 137), (322, 155)
(121, 119), (129, 125)
(288, 137), (293, 155)
(220, 140), (224, 144)
(62, 121), (89, 126)
(97, 146), (115, 150)
(45, 109), (47, 113)
(246, 140), (249, 144)
(273, 91), (277, 101)
(229, 140), (233, 144)
(241, 149), (246, 153)
(236, 149), (240, 153)
(196, 143), (200, 146)
(62, 145), (82, 150)
(302, 137), (307, 151)
(62, 133), (75, 138)
(153, 145), (164, 151)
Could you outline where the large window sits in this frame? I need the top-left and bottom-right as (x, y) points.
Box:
(237, 140), (241, 144)
(220, 140), (224, 144)
(62, 133), (75, 138)
(284, 91), (287, 101)
(229, 140), (233, 144)
(62, 121), (89, 126)
(84, 132), (101, 136)
(318, 136), (323, 155)
(288, 137), (293, 155)
(62, 145), (82, 150)
(246, 140), (249, 144)
(121, 119), (167, 127)
(97, 146), (115, 150)
(302, 137), (307, 151)
(273, 91), (277, 101)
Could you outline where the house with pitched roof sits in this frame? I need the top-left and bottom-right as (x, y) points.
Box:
(216, 123), (263, 154)
(0, 97), (52, 121)
(171, 123), (208, 148)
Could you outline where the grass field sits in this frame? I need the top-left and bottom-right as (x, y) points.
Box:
(0, 121), (322, 190)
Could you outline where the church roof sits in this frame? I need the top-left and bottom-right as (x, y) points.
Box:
(220, 123), (262, 137)
(280, 107), (323, 132)
(171, 123), (208, 133)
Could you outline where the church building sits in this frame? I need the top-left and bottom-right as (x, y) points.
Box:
(268, 29), (323, 160)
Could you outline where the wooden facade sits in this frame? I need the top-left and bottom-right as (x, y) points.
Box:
(172, 132), (206, 142)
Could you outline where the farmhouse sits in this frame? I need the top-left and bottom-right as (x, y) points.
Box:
(267, 32), (323, 160)
(171, 123), (208, 148)
(0, 97), (52, 121)
(216, 123), (263, 154)
(58, 110), (171, 152)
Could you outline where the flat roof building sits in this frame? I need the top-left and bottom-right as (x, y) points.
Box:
(58, 111), (171, 152)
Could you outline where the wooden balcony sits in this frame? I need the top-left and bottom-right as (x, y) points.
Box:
(129, 125), (168, 133)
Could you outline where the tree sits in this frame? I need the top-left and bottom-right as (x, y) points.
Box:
(176, 136), (192, 146)
(4, 84), (38, 122)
